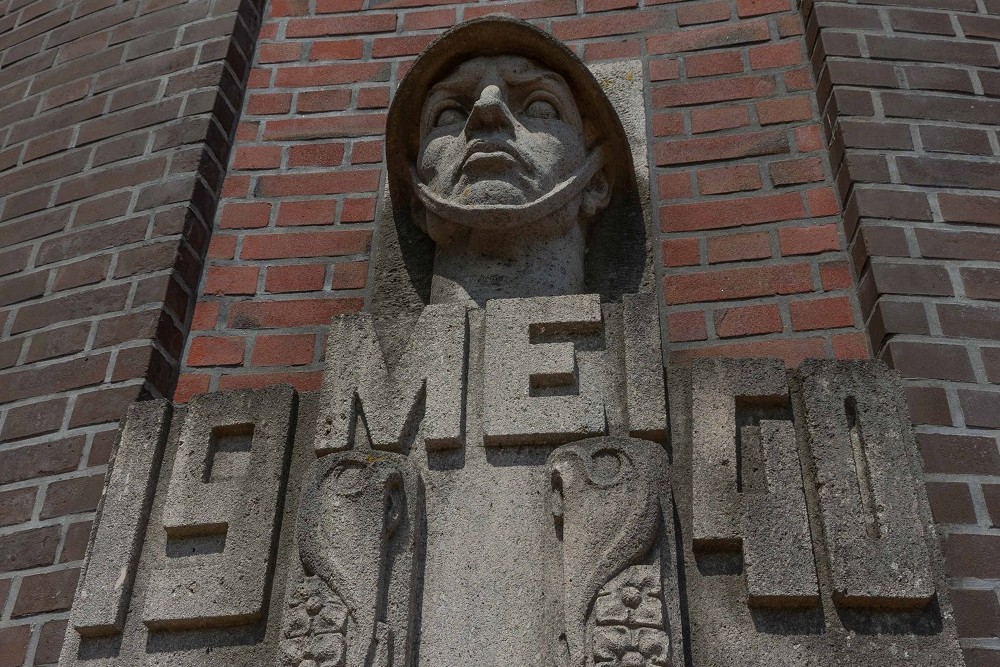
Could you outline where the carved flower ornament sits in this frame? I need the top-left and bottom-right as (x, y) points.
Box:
(595, 566), (663, 628)
(594, 625), (671, 667)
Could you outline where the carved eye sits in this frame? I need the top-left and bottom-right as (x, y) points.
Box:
(434, 107), (467, 127)
(525, 99), (559, 120)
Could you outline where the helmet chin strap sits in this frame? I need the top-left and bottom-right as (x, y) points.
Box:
(411, 145), (605, 229)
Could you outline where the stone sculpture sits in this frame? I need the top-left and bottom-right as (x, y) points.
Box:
(57, 14), (964, 667)
(286, 15), (678, 667)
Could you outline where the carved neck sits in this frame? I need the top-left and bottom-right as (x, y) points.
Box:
(429, 223), (586, 305)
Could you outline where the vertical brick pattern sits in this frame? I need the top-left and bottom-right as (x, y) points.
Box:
(0, 0), (261, 662)
(179, 0), (863, 399)
(805, 0), (1000, 661)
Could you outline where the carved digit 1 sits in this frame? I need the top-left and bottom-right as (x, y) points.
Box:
(690, 358), (819, 607)
(298, 452), (423, 667)
(800, 360), (934, 608)
(71, 400), (170, 636)
(483, 294), (606, 446)
(143, 386), (295, 630)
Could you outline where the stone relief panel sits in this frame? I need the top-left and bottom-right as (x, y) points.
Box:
(671, 358), (964, 667)
(143, 386), (296, 630)
(69, 400), (171, 638)
(548, 437), (678, 667)
(57, 13), (964, 667)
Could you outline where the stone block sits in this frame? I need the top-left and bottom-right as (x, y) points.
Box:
(483, 294), (606, 446)
(70, 400), (170, 637)
(316, 303), (466, 454)
(622, 293), (667, 443)
(143, 385), (296, 630)
(690, 358), (817, 606)
(799, 359), (934, 608)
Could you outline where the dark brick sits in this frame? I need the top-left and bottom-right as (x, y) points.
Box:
(867, 34), (999, 67)
(60, 520), (93, 563)
(0, 437), (85, 486)
(12, 568), (80, 617)
(939, 303), (1000, 341)
(51, 255), (112, 292)
(962, 267), (1000, 300)
(925, 482), (977, 524)
(887, 8), (955, 35)
(0, 625), (30, 667)
(25, 322), (91, 363)
(0, 397), (68, 442)
(951, 588), (1000, 638)
(0, 526), (60, 573)
(947, 534), (1000, 578)
(960, 388), (1000, 428)
(0, 271), (48, 307)
(883, 91), (1000, 125)
(0, 487), (36, 528)
(12, 283), (130, 334)
(916, 228), (1000, 261)
(919, 125), (993, 155)
(938, 193), (1000, 225)
(964, 648), (1000, 667)
(33, 619), (68, 665)
(898, 156), (1000, 190)
(69, 383), (144, 427)
(905, 385), (953, 425)
(0, 353), (110, 404)
(903, 65), (975, 93)
(40, 473), (106, 519)
(983, 484), (1000, 528)
(885, 340), (975, 382)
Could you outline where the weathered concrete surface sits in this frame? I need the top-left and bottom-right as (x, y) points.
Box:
(622, 293), (667, 443)
(483, 294), (605, 446)
(799, 359), (934, 608)
(689, 358), (817, 607)
(672, 361), (965, 667)
(70, 400), (171, 637)
(316, 303), (467, 455)
(143, 386), (296, 630)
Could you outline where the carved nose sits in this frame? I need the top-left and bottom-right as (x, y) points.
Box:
(464, 85), (515, 137)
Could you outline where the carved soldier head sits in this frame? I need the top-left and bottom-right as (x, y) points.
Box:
(386, 16), (637, 304)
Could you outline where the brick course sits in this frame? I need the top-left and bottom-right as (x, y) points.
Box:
(6, 0), (998, 662)
(0, 0), (263, 661)
(806, 0), (1000, 658)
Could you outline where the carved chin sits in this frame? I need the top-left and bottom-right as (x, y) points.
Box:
(453, 179), (533, 207)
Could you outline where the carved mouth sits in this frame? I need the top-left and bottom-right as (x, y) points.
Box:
(461, 140), (525, 170)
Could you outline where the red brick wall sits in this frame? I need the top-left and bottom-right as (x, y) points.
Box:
(176, 0), (865, 402)
(806, 0), (1000, 663)
(8, 0), (998, 664)
(0, 0), (262, 662)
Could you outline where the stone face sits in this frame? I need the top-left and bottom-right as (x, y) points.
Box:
(385, 17), (640, 306)
(70, 400), (170, 637)
(143, 385), (296, 630)
(799, 359), (934, 608)
(316, 303), (467, 454)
